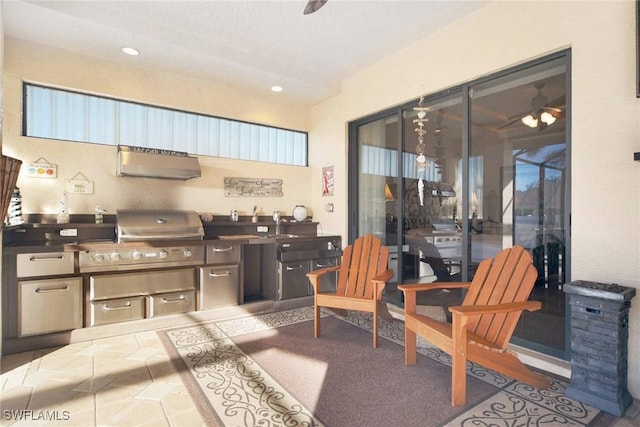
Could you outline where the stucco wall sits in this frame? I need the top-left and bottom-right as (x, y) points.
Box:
(3, 37), (313, 220)
(308, 0), (640, 397)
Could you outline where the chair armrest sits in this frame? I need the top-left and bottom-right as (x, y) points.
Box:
(398, 282), (471, 293)
(307, 265), (341, 279)
(449, 301), (542, 317)
(372, 269), (394, 284)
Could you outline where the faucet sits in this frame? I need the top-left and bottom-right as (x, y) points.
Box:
(273, 210), (281, 235)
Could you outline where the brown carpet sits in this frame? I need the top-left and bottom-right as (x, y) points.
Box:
(159, 307), (618, 427)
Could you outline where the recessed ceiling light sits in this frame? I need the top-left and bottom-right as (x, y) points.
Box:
(271, 86), (283, 93)
(122, 47), (140, 56)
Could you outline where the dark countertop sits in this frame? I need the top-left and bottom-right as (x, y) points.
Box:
(2, 234), (341, 255)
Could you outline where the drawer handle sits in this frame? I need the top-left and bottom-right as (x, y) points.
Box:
(316, 263), (332, 268)
(28, 254), (65, 262)
(286, 265), (305, 271)
(103, 302), (132, 311)
(162, 295), (186, 303)
(212, 246), (234, 252)
(35, 285), (69, 293)
(210, 271), (231, 277)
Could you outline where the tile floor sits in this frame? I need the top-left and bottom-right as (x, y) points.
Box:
(1, 318), (640, 427)
(1, 330), (206, 426)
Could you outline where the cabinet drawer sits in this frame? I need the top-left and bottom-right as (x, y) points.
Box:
(206, 243), (241, 265)
(89, 297), (145, 327)
(17, 252), (75, 278)
(18, 277), (82, 337)
(147, 290), (196, 317)
(90, 268), (197, 300)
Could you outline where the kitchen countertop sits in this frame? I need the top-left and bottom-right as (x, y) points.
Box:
(1, 234), (341, 255)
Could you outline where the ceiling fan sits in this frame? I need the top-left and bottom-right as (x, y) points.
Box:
(304, 0), (327, 15)
(500, 82), (565, 131)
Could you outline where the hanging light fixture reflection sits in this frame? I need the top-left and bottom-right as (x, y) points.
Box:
(413, 96), (429, 206)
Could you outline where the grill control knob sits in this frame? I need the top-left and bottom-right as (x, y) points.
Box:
(159, 250), (169, 259)
(132, 250), (143, 260)
(184, 249), (193, 258)
(93, 253), (104, 262)
(110, 252), (121, 261)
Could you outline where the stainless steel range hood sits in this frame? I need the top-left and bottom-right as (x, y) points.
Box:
(117, 148), (201, 180)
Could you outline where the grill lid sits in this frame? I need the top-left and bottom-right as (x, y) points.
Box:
(116, 209), (204, 242)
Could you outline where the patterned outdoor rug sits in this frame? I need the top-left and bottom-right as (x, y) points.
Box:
(158, 307), (617, 427)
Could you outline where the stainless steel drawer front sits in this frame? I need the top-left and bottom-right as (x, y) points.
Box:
(206, 244), (241, 264)
(199, 265), (239, 310)
(89, 268), (197, 300)
(18, 277), (82, 336)
(90, 297), (145, 326)
(147, 291), (196, 317)
(17, 252), (75, 278)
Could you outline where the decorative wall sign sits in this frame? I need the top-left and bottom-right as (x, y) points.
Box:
(322, 165), (334, 196)
(65, 172), (94, 194)
(224, 177), (283, 197)
(26, 157), (57, 179)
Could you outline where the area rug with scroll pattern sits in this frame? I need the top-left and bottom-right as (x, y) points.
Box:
(158, 306), (617, 427)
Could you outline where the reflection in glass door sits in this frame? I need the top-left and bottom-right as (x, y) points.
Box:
(469, 56), (568, 357)
(401, 93), (463, 286)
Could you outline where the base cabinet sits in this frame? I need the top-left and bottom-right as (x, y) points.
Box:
(18, 277), (82, 337)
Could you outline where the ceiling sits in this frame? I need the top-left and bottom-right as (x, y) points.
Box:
(3, 0), (490, 106)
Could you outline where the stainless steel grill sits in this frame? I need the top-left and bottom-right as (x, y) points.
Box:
(116, 209), (204, 243)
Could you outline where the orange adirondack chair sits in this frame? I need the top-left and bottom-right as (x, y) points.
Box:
(307, 234), (394, 348)
(398, 245), (552, 406)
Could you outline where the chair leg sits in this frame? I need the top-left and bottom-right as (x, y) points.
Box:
(451, 313), (468, 407)
(405, 327), (417, 365)
(314, 304), (320, 338)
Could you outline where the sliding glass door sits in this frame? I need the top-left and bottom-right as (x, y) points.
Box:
(349, 51), (570, 358)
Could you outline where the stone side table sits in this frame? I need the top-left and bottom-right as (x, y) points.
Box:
(563, 280), (636, 416)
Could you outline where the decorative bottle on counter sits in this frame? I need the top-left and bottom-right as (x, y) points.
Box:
(292, 205), (308, 222)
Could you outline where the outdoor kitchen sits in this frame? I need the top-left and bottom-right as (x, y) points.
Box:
(1, 207), (342, 355)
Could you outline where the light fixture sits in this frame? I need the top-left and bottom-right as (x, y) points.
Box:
(540, 111), (556, 126)
(521, 111), (557, 128)
(121, 47), (140, 56)
(271, 86), (283, 93)
(413, 96), (429, 206)
(521, 114), (538, 128)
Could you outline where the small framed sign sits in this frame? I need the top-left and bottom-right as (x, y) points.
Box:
(65, 172), (94, 194)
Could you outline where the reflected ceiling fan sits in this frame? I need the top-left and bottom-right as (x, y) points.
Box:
(304, 0), (327, 14)
(500, 82), (565, 131)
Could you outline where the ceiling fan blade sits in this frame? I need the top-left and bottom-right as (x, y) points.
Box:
(497, 116), (525, 130)
(304, 0), (327, 15)
(545, 94), (566, 109)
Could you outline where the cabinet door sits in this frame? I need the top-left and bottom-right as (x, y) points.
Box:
(199, 265), (239, 309)
(310, 257), (339, 293)
(18, 277), (82, 336)
(278, 260), (311, 300)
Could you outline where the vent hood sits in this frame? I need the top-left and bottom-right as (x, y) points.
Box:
(117, 147), (201, 180)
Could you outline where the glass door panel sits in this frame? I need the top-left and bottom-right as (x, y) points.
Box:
(401, 92), (463, 285)
(355, 114), (402, 282)
(469, 56), (568, 356)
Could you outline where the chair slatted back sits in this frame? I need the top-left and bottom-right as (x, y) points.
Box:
(461, 245), (538, 349)
(336, 234), (389, 299)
